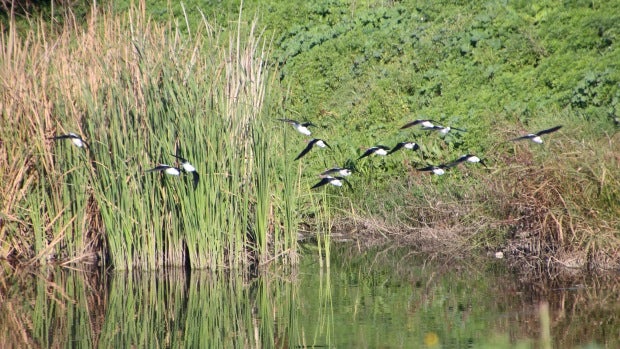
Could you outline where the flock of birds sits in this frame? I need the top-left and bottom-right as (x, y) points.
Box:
(275, 118), (563, 188)
(48, 120), (563, 190)
(48, 132), (201, 189)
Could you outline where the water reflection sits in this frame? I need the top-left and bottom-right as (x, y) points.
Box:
(1, 247), (618, 348)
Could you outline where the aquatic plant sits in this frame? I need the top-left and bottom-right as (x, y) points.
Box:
(0, 3), (300, 269)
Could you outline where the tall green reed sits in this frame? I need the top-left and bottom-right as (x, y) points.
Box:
(0, 3), (302, 269)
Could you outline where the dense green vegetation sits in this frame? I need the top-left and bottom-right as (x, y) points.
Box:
(0, 3), (304, 269)
(138, 0), (619, 267)
(1, 0), (619, 269)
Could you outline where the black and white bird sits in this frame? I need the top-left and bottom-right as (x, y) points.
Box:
(171, 154), (200, 189)
(400, 119), (437, 130)
(311, 176), (351, 189)
(146, 164), (182, 176)
(357, 145), (390, 160)
(49, 132), (89, 149)
(278, 118), (316, 136)
(447, 154), (487, 168)
(387, 142), (420, 155)
(510, 125), (562, 144)
(294, 138), (331, 160)
(320, 167), (352, 178)
(417, 164), (452, 176)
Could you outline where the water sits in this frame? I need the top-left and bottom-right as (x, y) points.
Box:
(1, 246), (618, 348)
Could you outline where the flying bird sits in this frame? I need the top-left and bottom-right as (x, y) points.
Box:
(171, 154), (200, 189)
(294, 138), (331, 160)
(387, 142), (420, 155)
(357, 145), (390, 160)
(400, 119), (437, 129)
(277, 118), (316, 136)
(320, 167), (352, 178)
(311, 176), (351, 189)
(447, 154), (487, 168)
(49, 132), (90, 149)
(510, 125), (563, 144)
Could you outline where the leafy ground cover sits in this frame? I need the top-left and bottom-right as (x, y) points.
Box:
(193, 0), (620, 270)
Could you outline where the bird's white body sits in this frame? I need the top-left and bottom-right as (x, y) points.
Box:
(69, 134), (86, 148)
(181, 162), (196, 172)
(315, 139), (327, 148)
(530, 135), (543, 144)
(432, 168), (446, 175)
(295, 124), (312, 136)
(327, 177), (344, 187)
(374, 148), (388, 156)
(439, 127), (451, 135)
(164, 167), (182, 176)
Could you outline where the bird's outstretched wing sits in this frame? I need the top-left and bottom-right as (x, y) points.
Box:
(295, 142), (314, 160)
(400, 119), (436, 129)
(190, 172), (200, 189)
(146, 164), (170, 173)
(536, 125), (562, 136)
(387, 143), (405, 155)
(311, 177), (332, 189)
(357, 148), (375, 160)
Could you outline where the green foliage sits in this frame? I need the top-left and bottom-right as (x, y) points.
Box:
(0, 4), (301, 269)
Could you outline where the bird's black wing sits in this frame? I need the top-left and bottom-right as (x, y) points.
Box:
(400, 119), (435, 129)
(446, 156), (467, 167)
(295, 142), (314, 160)
(416, 165), (435, 172)
(49, 134), (72, 140)
(340, 177), (354, 190)
(146, 165), (170, 173)
(311, 177), (331, 189)
(191, 172), (200, 189)
(536, 125), (562, 136)
(320, 168), (338, 177)
(387, 143), (405, 155)
(171, 153), (189, 163)
(357, 148), (375, 160)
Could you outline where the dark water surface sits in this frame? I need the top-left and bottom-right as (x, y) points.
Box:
(1, 247), (618, 348)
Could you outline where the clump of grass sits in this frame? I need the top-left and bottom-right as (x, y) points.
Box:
(488, 131), (620, 269)
(323, 122), (619, 269)
(0, 3), (300, 269)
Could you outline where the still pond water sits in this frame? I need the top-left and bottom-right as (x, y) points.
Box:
(1, 246), (618, 348)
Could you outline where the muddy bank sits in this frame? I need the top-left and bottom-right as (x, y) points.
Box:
(300, 216), (620, 273)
